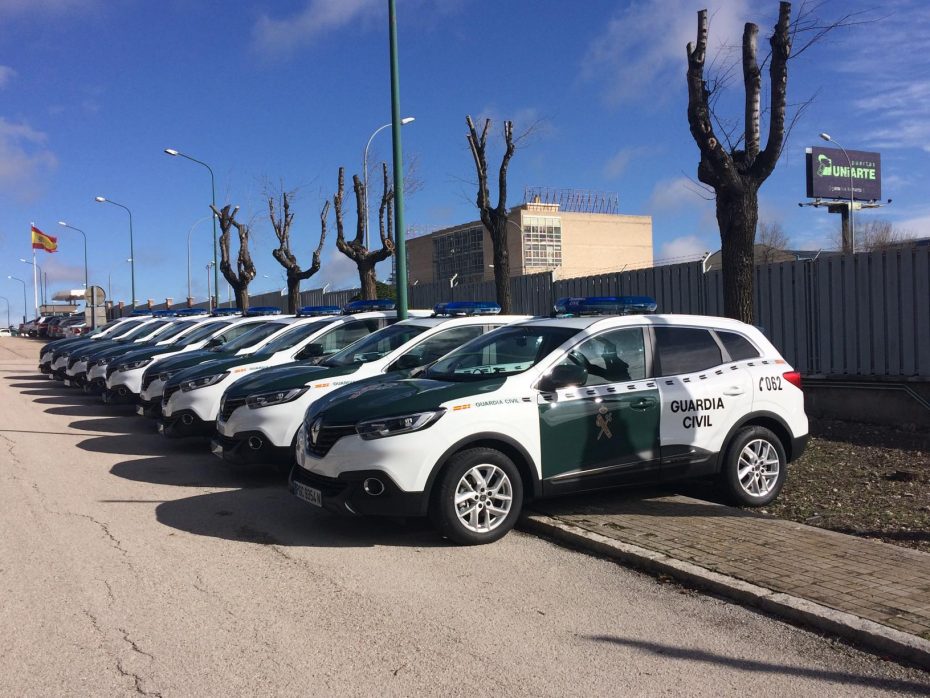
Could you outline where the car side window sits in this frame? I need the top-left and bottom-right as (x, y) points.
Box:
(654, 326), (722, 376)
(716, 330), (760, 361)
(400, 326), (486, 367)
(218, 324), (258, 343)
(319, 320), (379, 353)
(554, 328), (646, 386)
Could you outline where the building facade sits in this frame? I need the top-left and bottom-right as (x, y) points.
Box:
(407, 200), (653, 285)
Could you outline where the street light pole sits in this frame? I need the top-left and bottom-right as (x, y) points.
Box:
(186, 215), (213, 305)
(206, 261), (215, 308)
(0, 295), (10, 327)
(95, 196), (135, 308)
(165, 148), (219, 309)
(19, 258), (43, 311)
(8, 275), (27, 324)
(363, 117), (414, 249)
(819, 132), (856, 253)
(58, 221), (93, 328)
(388, 0), (409, 320)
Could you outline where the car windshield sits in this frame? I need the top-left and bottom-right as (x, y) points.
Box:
(175, 321), (230, 346)
(322, 324), (428, 367)
(211, 322), (282, 352)
(106, 320), (144, 338)
(118, 320), (170, 341)
(253, 320), (334, 356)
(424, 325), (578, 381)
(150, 320), (198, 342)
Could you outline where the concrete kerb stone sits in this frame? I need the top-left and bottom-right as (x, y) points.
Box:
(521, 513), (930, 671)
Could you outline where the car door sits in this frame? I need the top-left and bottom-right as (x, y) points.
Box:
(653, 325), (754, 479)
(538, 326), (661, 494)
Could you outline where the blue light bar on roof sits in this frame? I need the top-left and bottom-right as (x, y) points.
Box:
(174, 308), (210, 317)
(554, 296), (658, 316)
(433, 301), (501, 316)
(245, 306), (282, 317)
(211, 308), (241, 316)
(343, 299), (396, 314)
(130, 309), (154, 316)
(151, 310), (178, 317)
(297, 305), (342, 317)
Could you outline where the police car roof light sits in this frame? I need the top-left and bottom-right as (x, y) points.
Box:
(433, 301), (501, 316)
(343, 299), (396, 314)
(297, 305), (342, 317)
(554, 296), (658, 316)
(210, 308), (242, 316)
(245, 306), (282, 317)
(174, 308), (209, 317)
(151, 309), (178, 317)
(130, 309), (154, 316)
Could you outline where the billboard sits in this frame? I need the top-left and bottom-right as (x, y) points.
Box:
(806, 146), (881, 201)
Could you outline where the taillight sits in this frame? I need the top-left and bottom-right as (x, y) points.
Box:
(783, 371), (802, 389)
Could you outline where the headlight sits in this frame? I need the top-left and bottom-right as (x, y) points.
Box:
(158, 370), (179, 382)
(246, 387), (308, 409)
(90, 358), (108, 368)
(180, 372), (229, 392)
(356, 409), (446, 441)
(119, 358), (153, 372)
(79, 355), (90, 363)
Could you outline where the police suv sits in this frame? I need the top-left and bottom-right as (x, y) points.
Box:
(44, 315), (151, 378)
(212, 302), (530, 469)
(291, 297), (809, 545)
(157, 301), (426, 437)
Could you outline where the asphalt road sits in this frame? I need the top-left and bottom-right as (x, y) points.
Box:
(2, 337), (929, 696)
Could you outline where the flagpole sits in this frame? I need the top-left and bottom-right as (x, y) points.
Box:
(32, 247), (39, 319)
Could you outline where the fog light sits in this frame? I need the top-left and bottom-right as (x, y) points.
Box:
(362, 478), (385, 496)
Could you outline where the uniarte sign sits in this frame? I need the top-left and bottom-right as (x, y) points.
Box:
(805, 146), (882, 201)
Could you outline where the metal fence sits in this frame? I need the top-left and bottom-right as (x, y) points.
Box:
(129, 245), (930, 379)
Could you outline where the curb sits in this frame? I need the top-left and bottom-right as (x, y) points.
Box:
(521, 513), (930, 671)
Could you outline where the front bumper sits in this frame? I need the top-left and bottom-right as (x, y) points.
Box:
(157, 410), (214, 438)
(102, 384), (139, 405)
(136, 396), (162, 418)
(289, 465), (427, 517)
(210, 432), (292, 470)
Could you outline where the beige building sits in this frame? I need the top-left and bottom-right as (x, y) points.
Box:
(407, 200), (653, 285)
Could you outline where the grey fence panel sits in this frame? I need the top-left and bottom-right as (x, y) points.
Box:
(885, 252), (901, 376)
(916, 247), (930, 375)
(900, 249), (916, 375)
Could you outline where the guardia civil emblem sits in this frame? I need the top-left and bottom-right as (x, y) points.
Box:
(310, 417), (322, 445)
(595, 406), (613, 440)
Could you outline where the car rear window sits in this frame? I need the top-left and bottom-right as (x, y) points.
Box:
(716, 331), (760, 361)
(654, 326), (723, 376)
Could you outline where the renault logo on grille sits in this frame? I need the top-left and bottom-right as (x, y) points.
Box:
(310, 418), (322, 445)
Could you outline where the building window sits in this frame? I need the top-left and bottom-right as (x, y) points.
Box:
(433, 226), (485, 281)
(522, 216), (562, 269)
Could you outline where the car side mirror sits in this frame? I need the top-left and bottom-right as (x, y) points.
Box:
(205, 337), (224, 349)
(538, 363), (588, 392)
(295, 343), (324, 361)
(392, 353), (422, 371)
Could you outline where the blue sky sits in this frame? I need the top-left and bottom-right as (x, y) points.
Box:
(1, 0), (928, 315)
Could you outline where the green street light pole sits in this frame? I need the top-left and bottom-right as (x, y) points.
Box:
(0, 295), (10, 327)
(95, 196), (135, 309)
(165, 149), (219, 309)
(388, 0), (408, 319)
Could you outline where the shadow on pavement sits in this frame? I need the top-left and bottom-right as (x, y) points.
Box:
(18, 388), (71, 396)
(110, 455), (278, 489)
(68, 416), (144, 434)
(45, 404), (124, 417)
(3, 374), (48, 381)
(79, 433), (206, 457)
(587, 636), (930, 694)
(155, 486), (442, 549)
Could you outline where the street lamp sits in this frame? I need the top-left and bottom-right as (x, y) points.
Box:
(58, 220), (93, 328)
(95, 196), (136, 307)
(7, 275), (27, 324)
(363, 117), (414, 249)
(19, 258), (44, 308)
(206, 261), (215, 309)
(165, 148), (219, 308)
(187, 215), (214, 305)
(819, 132), (856, 253)
(0, 295), (10, 328)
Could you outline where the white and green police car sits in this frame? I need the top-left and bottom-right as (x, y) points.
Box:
(291, 297), (809, 545)
(158, 301), (428, 437)
(212, 301), (530, 469)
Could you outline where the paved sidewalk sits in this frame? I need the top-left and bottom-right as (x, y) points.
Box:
(524, 493), (930, 667)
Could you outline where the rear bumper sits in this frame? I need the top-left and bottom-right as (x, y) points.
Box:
(790, 433), (809, 463)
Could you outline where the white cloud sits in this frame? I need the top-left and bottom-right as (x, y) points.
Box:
(316, 248), (361, 290)
(252, 0), (381, 57)
(603, 146), (651, 179)
(0, 118), (58, 203)
(581, 0), (749, 105)
(0, 66), (15, 88)
(658, 234), (709, 261)
(647, 176), (712, 212)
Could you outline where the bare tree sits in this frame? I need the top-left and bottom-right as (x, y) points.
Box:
(466, 116), (516, 313)
(267, 188), (327, 314)
(842, 219), (904, 252)
(210, 204), (257, 311)
(686, 2), (793, 322)
(334, 164), (394, 300)
(756, 220), (790, 263)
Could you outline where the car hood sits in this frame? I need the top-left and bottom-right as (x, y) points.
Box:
(150, 348), (235, 375)
(111, 344), (185, 366)
(165, 353), (274, 384)
(307, 375), (507, 425)
(223, 363), (361, 399)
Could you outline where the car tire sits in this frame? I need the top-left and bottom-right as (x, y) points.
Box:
(430, 447), (523, 545)
(720, 425), (787, 507)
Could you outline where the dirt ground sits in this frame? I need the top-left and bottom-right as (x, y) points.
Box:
(760, 419), (930, 553)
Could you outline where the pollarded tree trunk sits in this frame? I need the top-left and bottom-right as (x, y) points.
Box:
(268, 189), (327, 314)
(716, 185), (759, 323)
(210, 204), (257, 312)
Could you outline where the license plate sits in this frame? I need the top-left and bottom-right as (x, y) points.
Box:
(63, 379), (71, 387)
(136, 405), (145, 416)
(157, 422), (165, 434)
(294, 480), (322, 507)
(211, 441), (223, 458)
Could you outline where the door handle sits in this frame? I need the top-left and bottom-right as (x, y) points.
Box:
(723, 386), (745, 396)
(630, 397), (656, 410)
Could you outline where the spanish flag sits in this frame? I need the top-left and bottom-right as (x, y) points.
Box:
(31, 225), (58, 253)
